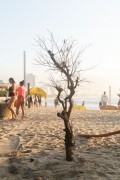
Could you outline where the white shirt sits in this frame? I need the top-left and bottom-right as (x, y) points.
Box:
(101, 94), (108, 103)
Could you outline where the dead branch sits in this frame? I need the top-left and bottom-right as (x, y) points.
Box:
(79, 130), (120, 138)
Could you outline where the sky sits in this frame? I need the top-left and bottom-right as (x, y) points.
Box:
(0, 0), (120, 99)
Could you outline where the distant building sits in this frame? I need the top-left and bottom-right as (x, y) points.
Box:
(26, 74), (35, 88)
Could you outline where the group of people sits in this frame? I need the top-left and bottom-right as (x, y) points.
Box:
(6, 79), (120, 115)
(6, 77), (27, 120)
(26, 95), (42, 108)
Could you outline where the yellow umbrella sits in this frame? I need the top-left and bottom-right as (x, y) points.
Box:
(30, 87), (47, 98)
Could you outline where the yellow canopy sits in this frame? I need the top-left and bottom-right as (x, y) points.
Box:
(30, 87), (47, 98)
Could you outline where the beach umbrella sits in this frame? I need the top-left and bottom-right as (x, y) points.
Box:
(30, 87), (47, 98)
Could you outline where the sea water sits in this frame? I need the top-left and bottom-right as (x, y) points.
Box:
(42, 97), (119, 110)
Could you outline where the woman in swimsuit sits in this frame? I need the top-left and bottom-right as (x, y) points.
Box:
(7, 77), (17, 119)
(16, 80), (27, 119)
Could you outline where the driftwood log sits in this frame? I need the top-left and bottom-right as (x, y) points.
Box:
(0, 103), (12, 119)
(79, 130), (120, 138)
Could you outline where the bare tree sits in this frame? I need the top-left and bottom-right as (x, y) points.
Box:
(34, 33), (87, 161)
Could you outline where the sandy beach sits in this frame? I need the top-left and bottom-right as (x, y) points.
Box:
(0, 106), (120, 180)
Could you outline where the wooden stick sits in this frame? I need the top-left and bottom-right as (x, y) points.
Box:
(79, 130), (120, 138)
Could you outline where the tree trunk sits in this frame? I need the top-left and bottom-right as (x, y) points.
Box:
(64, 118), (75, 161)
(57, 111), (75, 161)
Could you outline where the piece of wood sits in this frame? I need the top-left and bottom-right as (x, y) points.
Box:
(79, 130), (120, 138)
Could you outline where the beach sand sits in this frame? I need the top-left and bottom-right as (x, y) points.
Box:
(0, 106), (120, 180)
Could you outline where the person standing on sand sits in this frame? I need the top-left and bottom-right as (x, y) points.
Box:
(16, 80), (27, 119)
(54, 97), (59, 108)
(29, 95), (33, 107)
(34, 94), (38, 108)
(38, 96), (42, 107)
(82, 101), (85, 106)
(7, 77), (17, 119)
(101, 91), (108, 106)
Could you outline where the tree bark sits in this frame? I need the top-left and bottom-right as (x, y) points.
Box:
(65, 131), (75, 161)
(57, 111), (75, 161)
(63, 115), (75, 161)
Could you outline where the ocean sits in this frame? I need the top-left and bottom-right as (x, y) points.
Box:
(42, 97), (119, 110)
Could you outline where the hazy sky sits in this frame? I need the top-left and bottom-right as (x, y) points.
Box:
(0, 0), (120, 98)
